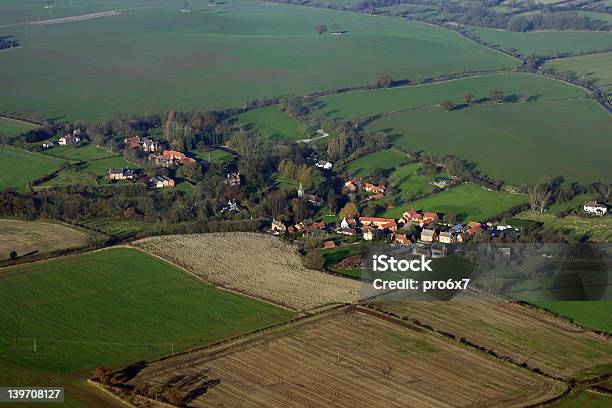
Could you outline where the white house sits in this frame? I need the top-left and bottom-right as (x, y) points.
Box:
(584, 201), (607, 216)
(315, 160), (333, 170)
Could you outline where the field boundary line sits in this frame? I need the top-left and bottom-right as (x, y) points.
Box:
(123, 244), (305, 313)
(86, 380), (137, 408)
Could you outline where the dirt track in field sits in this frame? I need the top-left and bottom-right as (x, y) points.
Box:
(124, 308), (565, 407)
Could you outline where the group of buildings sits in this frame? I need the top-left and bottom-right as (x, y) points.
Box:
(42, 129), (85, 148)
(123, 136), (196, 168)
(344, 179), (387, 201)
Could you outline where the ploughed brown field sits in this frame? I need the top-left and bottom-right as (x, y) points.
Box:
(133, 233), (363, 311)
(122, 308), (565, 407)
(0, 218), (90, 259)
(370, 292), (612, 380)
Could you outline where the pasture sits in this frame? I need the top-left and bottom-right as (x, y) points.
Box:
(467, 27), (612, 56)
(515, 211), (611, 242)
(0, 248), (294, 399)
(371, 99), (612, 185)
(0, 1), (514, 120)
(134, 233), (363, 311)
(381, 183), (527, 221)
(345, 148), (410, 176)
(191, 147), (236, 164)
(545, 52), (612, 101)
(314, 72), (585, 120)
(0, 218), (91, 259)
(44, 143), (117, 161)
(122, 308), (565, 407)
(38, 156), (140, 187)
(232, 105), (303, 141)
(533, 301), (612, 333)
(372, 293), (612, 380)
(0, 116), (37, 137)
(0, 145), (66, 192)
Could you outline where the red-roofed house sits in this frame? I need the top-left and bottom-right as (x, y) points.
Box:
(364, 183), (386, 193)
(394, 233), (412, 246)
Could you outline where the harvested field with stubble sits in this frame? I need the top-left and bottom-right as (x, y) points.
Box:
(122, 308), (566, 407)
(133, 233), (363, 311)
(370, 292), (612, 380)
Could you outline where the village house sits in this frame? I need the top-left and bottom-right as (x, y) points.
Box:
(142, 138), (161, 152)
(378, 221), (397, 232)
(108, 168), (134, 181)
(271, 218), (287, 233)
(393, 233), (411, 246)
(362, 225), (375, 241)
(420, 228), (438, 243)
(438, 231), (453, 244)
(149, 176), (174, 188)
(149, 150), (195, 168)
(337, 227), (357, 236)
(400, 209), (423, 225)
(364, 183), (385, 193)
(124, 136), (142, 150)
(297, 183), (324, 206)
(368, 193), (385, 201)
(431, 177), (451, 189)
(315, 160), (333, 170)
(225, 172), (241, 186)
(58, 129), (83, 146)
(323, 240), (336, 249)
(422, 212), (439, 226)
(343, 180), (359, 193)
(466, 221), (482, 236)
(584, 201), (607, 216)
(359, 217), (396, 228)
(42, 141), (56, 149)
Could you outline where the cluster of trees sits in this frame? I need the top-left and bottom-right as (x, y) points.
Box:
(0, 36), (19, 50)
(507, 12), (609, 32)
(277, 160), (322, 189)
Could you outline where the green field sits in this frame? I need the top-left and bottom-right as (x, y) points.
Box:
(0, 145), (67, 192)
(553, 389), (612, 407)
(545, 52), (612, 100)
(314, 72), (585, 120)
(532, 301), (612, 333)
(370, 99), (612, 185)
(191, 147), (236, 164)
(233, 105), (304, 141)
(0, 117), (38, 137)
(381, 183), (528, 221)
(0, 1), (515, 121)
(390, 162), (438, 198)
(44, 144), (118, 161)
(468, 27), (612, 57)
(0, 248), (294, 405)
(39, 156), (140, 187)
(345, 148), (410, 176)
(516, 211), (611, 242)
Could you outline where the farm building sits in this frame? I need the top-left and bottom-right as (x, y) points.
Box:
(149, 150), (195, 167)
(369, 193), (385, 201)
(420, 229), (438, 243)
(364, 183), (385, 193)
(58, 129), (83, 145)
(584, 201), (607, 216)
(108, 169), (134, 181)
(149, 176), (174, 188)
(271, 218), (287, 233)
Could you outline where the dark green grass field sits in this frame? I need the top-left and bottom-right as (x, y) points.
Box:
(43, 144), (117, 161)
(191, 147), (236, 164)
(0, 145), (67, 192)
(233, 105), (303, 141)
(467, 27), (612, 57)
(381, 183), (528, 221)
(345, 148), (410, 176)
(0, 117), (38, 137)
(0, 1), (514, 121)
(0, 248), (294, 373)
(545, 52), (612, 101)
(532, 301), (612, 333)
(314, 72), (585, 120)
(370, 99), (612, 185)
(38, 156), (140, 187)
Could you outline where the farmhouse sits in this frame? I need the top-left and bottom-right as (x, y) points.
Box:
(362, 225), (375, 241)
(369, 193), (385, 201)
(400, 209), (423, 225)
(378, 221), (397, 232)
(149, 176), (174, 188)
(315, 160), (333, 170)
(420, 229), (438, 243)
(149, 150), (195, 167)
(323, 240), (336, 249)
(439, 231), (453, 244)
(584, 201), (607, 216)
(422, 212), (439, 225)
(394, 233), (411, 246)
(225, 172), (241, 186)
(340, 218), (357, 229)
(364, 183), (385, 193)
(58, 129), (83, 145)
(431, 177), (451, 188)
(108, 168), (134, 181)
(344, 180), (359, 193)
